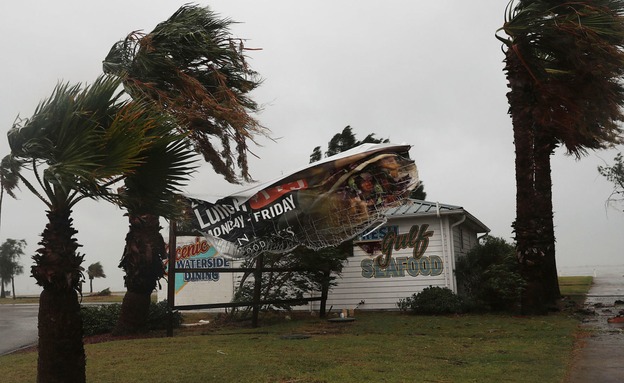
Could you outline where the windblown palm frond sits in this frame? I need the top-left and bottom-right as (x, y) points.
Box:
(118, 133), (198, 219)
(0, 156), (21, 199)
(6, 75), (168, 209)
(498, 0), (624, 155)
(103, 4), (268, 183)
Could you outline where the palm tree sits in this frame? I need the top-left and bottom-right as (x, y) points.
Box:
(103, 4), (268, 183)
(86, 262), (106, 294)
(0, 156), (20, 234)
(498, 0), (624, 313)
(103, 4), (266, 332)
(113, 125), (196, 335)
(5, 75), (174, 383)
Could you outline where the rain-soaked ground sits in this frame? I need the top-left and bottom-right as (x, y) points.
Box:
(566, 275), (624, 383)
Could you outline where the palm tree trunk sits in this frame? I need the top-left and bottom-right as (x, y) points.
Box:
(114, 213), (165, 335)
(11, 276), (16, 299)
(33, 208), (85, 383)
(506, 48), (548, 315)
(38, 289), (84, 383)
(0, 282), (5, 299)
(534, 132), (561, 306)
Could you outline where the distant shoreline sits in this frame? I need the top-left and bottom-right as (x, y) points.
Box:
(558, 264), (624, 278)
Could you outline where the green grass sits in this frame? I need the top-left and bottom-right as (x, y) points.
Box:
(0, 311), (581, 383)
(0, 280), (591, 382)
(558, 276), (593, 307)
(558, 276), (593, 296)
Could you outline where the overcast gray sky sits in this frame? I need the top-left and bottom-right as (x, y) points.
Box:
(1, 0), (623, 295)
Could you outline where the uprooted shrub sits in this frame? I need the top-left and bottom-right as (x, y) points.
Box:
(398, 286), (464, 315)
(81, 300), (181, 336)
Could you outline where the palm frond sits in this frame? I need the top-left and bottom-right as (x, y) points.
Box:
(7, 75), (165, 208)
(104, 4), (268, 183)
(119, 133), (198, 219)
(501, 0), (624, 155)
(0, 155), (22, 199)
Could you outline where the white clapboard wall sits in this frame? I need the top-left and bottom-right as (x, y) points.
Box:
(311, 200), (489, 311)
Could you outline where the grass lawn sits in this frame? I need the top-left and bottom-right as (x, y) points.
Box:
(558, 276), (593, 307)
(0, 277), (591, 382)
(0, 312), (582, 382)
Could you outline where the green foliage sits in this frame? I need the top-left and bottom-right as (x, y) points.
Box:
(312, 125), (389, 161)
(81, 300), (181, 336)
(81, 304), (122, 336)
(409, 181), (427, 200)
(146, 300), (182, 331)
(398, 286), (464, 315)
(0, 239), (26, 297)
(230, 244), (351, 317)
(455, 236), (525, 312)
(87, 262), (106, 280)
(104, 4), (267, 183)
(499, 0), (624, 156)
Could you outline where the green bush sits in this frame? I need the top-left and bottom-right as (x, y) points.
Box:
(397, 286), (463, 315)
(455, 236), (525, 312)
(81, 300), (181, 336)
(146, 300), (182, 331)
(81, 304), (122, 336)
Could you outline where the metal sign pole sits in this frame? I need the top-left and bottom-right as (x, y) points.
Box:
(166, 220), (177, 337)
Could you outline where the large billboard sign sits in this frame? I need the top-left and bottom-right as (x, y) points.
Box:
(183, 143), (419, 257)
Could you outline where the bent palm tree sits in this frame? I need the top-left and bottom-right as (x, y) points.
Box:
(499, 0), (624, 313)
(104, 4), (268, 183)
(0, 156), (20, 234)
(103, 4), (266, 332)
(5, 75), (174, 383)
(86, 262), (106, 294)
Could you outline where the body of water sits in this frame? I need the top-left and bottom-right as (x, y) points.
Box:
(558, 264), (624, 278)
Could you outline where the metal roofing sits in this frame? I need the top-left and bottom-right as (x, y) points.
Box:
(384, 199), (490, 233)
(385, 199), (462, 216)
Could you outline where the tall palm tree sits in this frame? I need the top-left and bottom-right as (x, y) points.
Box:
(5, 75), (174, 383)
(498, 0), (624, 313)
(103, 4), (266, 332)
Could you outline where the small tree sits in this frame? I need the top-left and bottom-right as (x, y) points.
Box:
(230, 243), (351, 318)
(0, 238), (26, 299)
(598, 152), (624, 211)
(86, 262), (106, 294)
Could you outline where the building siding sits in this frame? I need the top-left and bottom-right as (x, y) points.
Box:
(315, 213), (484, 311)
